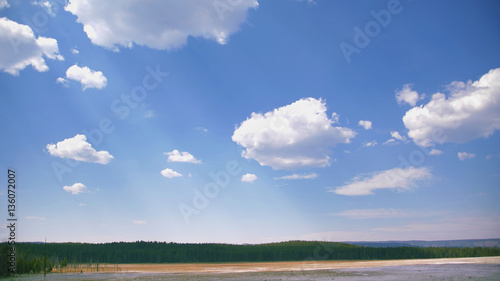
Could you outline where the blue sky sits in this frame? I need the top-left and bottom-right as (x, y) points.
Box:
(1, 0), (499, 244)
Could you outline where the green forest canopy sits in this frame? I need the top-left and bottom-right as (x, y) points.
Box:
(9, 240), (500, 265)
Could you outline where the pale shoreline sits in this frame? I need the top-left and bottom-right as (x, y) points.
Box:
(110, 256), (500, 273)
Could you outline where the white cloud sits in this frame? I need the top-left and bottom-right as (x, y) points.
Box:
(63, 183), (87, 195)
(78, 203), (87, 207)
(241, 173), (258, 183)
(274, 173), (318, 180)
(62, 64), (107, 90)
(390, 131), (407, 142)
(332, 208), (438, 219)
(396, 83), (421, 106)
(65, 0), (258, 50)
(0, 0), (8, 9)
(33, 0), (56, 16)
(232, 98), (356, 170)
(403, 68), (500, 146)
(161, 168), (183, 178)
(71, 47), (79, 54)
(358, 120), (372, 130)
(364, 140), (377, 147)
(331, 167), (431, 196)
(429, 149), (443, 155)
(56, 77), (69, 87)
(383, 131), (407, 145)
(46, 134), (114, 164)
(383, 138), (397, 145)
(0, 17), (63, 75)
(458, 152), (476, 161)
(165, 150), (201, 164)
(133, 220), (147, 225)
(331, 112), (340, 124)
(26, 216), (46, 221)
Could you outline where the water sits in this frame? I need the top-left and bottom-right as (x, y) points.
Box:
(4, 263), (500, 281)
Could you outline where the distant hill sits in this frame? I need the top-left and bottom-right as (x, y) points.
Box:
(346, 238), (500, 248)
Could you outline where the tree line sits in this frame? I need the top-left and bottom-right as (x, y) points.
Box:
(2, 240), (499, 276)
(0, 243), (56, 276)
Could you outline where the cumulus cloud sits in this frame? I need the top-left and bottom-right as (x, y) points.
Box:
(429, 149), (443, 155)
(64, 0), (258, 51)
(358, 120), (372, 130)
(458, 152), (476, 161)
(63, 183), (87, 195)
(59, 64), (107, 90)
(274, 173), (318, 180)
(396, 84), (421, 106)
(161, 168), (183, 178)
(0, 17), (63, 75)
(232, 98), (356, 170)
(241, 173), (258, 183)
(46, 134), (114, 164)
(403, 68), (500, 146)
(331, 167), (431, 196)
(164, 150), (201, 164)
(0, 0), (8, 9)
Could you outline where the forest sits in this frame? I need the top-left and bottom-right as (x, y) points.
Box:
(2, 240), (500, 275)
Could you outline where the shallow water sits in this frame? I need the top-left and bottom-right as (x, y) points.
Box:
(5, 263), (500, 281)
